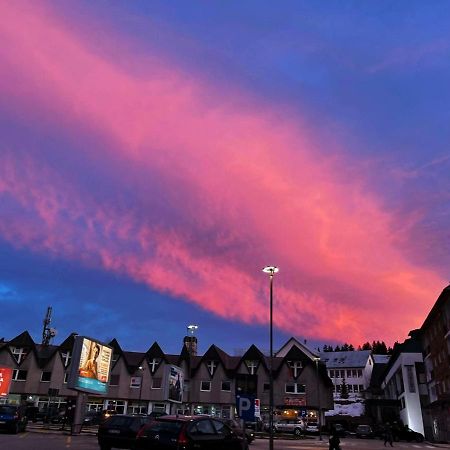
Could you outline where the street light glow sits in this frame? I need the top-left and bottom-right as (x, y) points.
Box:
(262, 266), (279, 274)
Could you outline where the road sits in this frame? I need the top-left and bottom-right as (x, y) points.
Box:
(0, 432), (448, 450)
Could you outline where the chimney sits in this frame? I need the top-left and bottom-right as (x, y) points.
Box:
(184, 325), (198, 356)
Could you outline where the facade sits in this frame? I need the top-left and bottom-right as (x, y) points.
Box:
(380, 330), (428, 436)
(420, 285), (450, 442)
(0, 332), (333, 425)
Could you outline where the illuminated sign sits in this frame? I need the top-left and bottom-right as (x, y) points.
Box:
(68, 336), (112, 395)
(0, 367), (13, 397)
(164, 365), (184, 403)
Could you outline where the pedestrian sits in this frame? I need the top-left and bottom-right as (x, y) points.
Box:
(384, 422), (394, 447)
(329, 431), (341, 450)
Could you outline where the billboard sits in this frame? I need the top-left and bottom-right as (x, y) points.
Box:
(164, 365), (184, 403)
(68, 336), (112, 395)
(0, 367), (13, 397)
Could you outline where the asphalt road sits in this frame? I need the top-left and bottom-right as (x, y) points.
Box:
(0, 432), (448, 450)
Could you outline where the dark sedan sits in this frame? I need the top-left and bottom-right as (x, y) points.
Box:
(98, 414), (149, 450)
(0, 404), (28, 434)
(135, 415), (248, 450)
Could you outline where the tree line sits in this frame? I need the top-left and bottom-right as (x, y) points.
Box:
(319, 340), (397, 354)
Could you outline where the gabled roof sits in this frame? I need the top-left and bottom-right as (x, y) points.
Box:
(146, 342), (166, 361)
(319, 350), (371, 368)
(8, 331), (36, 348)
(35, 344), (59, 368)
(122, 351), (146, 373)
(239, 345), (268, 370)
(275, 337), (319, 360)
(58, 333), (78, 351)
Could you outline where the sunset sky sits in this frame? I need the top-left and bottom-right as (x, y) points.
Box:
(1, 0), (449, 355)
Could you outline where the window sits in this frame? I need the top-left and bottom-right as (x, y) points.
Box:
(206, 361), (218, 376)
(12, 369), (27, 381)
(400, 397), (405, 410)
(288, 361), (303, 378)
(200, 381), (211, 392)
(221, 381), (231, 391)
(130, 376), (142, 388)
(64, 373), (69, 384)
(152, 378), (162, 389)
(353, 384), (359, 392)
(10, 347), (27, 364)
(347, 370), (352, 378)
(189, 419), (215, 435)
(41, 371), (52, 382)
(263, 383), (270, 392)
(329, 370), (334, 378)
(359, 384), (364, 392)
(352, 369), (357, 377)
(285, 383), (305, 394)
(212, 419), (231, 436)
(357, 369), (362, 377)
(110, 374), (120, 386)
(245, 360), (258, 375)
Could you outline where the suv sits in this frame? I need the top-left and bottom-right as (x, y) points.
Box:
(136, 415), (248, 449)
(274, 419), (305, 436)
(356, 424), (374, 439)
(0, 404), (28, 434)
(98, 414), (149, 450)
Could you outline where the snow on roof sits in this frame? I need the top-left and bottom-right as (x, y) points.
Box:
(319, 350), (371, 368)
(373, 354), (390, 364)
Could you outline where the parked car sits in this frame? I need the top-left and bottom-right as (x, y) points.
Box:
(135, 415), (248, 450)
(393, 426), (424, 443)
(0, 404), (28, 434)
(224, 419), (255, 444)
(274, 418), (305, 436)
(305, 421), (319, 434)
(356, 424), (375, 439)
(97, 414), (149, 450)
(83, 410), (102, 426)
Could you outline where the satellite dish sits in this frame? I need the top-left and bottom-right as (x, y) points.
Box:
(49, 328), (58, 337)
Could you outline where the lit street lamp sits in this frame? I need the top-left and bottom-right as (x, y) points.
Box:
(262, 265), (279, 450)
(313, 357), (322, 441)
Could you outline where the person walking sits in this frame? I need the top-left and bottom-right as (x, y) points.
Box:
(329, 431), (341, 450)
(384, 422), (394, 447)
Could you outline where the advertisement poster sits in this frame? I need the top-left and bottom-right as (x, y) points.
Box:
(0, 367), (13, 397)
(165, 365), (184, 403)
(68, 336), (112, 394)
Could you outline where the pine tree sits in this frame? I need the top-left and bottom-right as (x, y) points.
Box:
(340, 378), (349, 399)
(362, 342), (372, 350)
(348, 344), (355, 351)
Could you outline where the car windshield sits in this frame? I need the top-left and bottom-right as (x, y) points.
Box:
(0, 406), (17, 414)
(358, 425), (370, 431)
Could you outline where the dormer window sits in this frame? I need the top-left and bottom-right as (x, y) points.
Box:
(61, 350), (71, 367)
(245, 360), (258, 375)
(10, 347), (27, 364)
(206, 360), (218, 376)
(288, 360), (303, 378)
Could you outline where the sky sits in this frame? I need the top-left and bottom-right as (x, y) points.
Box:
(1, 0), (449, 355)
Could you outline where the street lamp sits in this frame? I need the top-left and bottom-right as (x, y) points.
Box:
(262, 266), (279, 450)
(138, 366), (145, 414)
(313, 357), (322, 441)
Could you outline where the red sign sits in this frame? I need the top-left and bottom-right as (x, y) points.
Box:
(0, 367), (13, 397)
(284, 396), (306, 406)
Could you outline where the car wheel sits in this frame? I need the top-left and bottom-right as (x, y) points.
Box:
(294, 428), (302, 436)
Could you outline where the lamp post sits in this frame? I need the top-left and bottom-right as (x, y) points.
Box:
(263, 266), (279, 450)
(313, 357), (322, 441)
(138, 365), (144, 414)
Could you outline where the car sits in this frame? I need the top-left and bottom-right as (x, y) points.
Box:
(355, 424), (374, 439)
(393, 426), (424, 443)
(0, 404), (28, 434)
(224, 419), (255, 444)
(135, 415), (248, 450)
(305, 421), (319, 434)
(83, 410), (102, 426)
(97, 414), (149, 450)
(274, 418), (305, 436)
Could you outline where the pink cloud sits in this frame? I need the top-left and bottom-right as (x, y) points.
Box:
(0, 2), (446, 345)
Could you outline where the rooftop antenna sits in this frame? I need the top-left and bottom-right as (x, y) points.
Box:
(42, 306), (57, 345)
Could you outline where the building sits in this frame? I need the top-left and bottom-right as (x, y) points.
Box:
(380, 330), (428, 436)
(0, 332), (333, 425)
(420, 285), (450, 442)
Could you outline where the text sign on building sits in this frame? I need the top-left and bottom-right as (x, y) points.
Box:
(236, 395), (255, 422)
(68, 336), (113, 395)
(284, 396), (306, 406)
(0, 367), (13, 397)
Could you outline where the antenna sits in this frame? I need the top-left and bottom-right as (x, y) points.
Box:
(42, 306), (57, 345)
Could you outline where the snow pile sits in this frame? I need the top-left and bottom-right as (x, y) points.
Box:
(325, 401), (365, 417)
